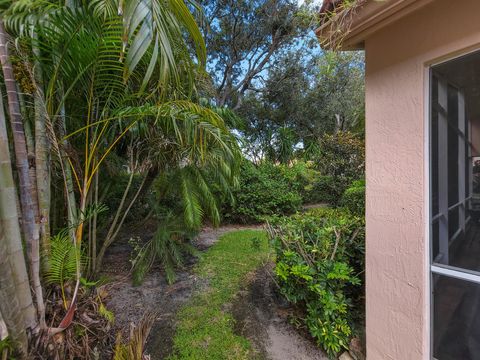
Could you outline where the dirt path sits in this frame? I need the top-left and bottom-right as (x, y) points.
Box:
(302, 203), (329, 211)
(232, 264), (328, 360)
(103, 224), (327, 360)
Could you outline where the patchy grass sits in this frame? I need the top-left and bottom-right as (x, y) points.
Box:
(168, 229), (270, 360)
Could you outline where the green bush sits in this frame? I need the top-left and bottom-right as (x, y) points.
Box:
(315, 132), (365, 181)
(268, 208), (365, 358)
(340, 180), (365, 216)
(307, 132), (365, 205)
(308, 175), (338, 204)
(224, 161), (302, 223)
(278, 161), (323, 204)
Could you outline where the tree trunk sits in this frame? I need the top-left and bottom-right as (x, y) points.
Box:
(95, 173), (147, 272)
(21, 96), (41, 262)
(58, 99), (77, 239)
(90, 170), (99, 276)
(33, 31), (51, 253)
(0, 85), (33, 356)
(0, 20), (45, 329)
(0, 225), (29, 358)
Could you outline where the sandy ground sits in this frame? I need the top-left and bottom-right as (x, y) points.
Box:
(103, 223), (327, 360)
(231, 264), (327, 360)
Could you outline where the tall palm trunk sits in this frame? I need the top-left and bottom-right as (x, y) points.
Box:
(0, 226), (28, 357)
(59, 99), (77, 238)
(0, 20), (45, 329)
(33, 31), (51, 253)
(0, 85), (34, 356)
(95, 171), (148, 272)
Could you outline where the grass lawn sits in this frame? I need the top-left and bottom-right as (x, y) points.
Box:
(168, 229), (270, 360)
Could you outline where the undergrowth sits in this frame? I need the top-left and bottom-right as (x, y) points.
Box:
(168, 230), (270, 360)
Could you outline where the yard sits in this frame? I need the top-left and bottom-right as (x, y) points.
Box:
(0, 1), (366, 359)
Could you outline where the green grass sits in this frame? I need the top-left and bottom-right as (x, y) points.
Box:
(168, 229), (270, 360)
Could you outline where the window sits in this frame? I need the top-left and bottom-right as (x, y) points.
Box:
(430, 50), (480, 360)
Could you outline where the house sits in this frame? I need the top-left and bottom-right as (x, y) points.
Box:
(317, 1), (480, 359)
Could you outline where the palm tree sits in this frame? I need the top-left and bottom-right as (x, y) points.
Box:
(0, 83), (35, 356)
(0, 20), (45, 329)
(1, 0), (240, 339)
(0, 0), (239, 350)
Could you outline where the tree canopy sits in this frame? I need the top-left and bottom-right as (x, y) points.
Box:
(200, 0), (309, 109)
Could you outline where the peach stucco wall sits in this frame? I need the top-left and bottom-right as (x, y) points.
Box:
(364, 0), (480, 359)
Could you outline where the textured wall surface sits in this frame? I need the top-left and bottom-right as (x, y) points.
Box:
(364, 0), (480, 359)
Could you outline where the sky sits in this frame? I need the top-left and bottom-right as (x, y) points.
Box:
(297, 0), (323, 7)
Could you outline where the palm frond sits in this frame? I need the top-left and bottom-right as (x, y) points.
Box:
(44, 229), (79, 287)
(131, 216), (197, 285)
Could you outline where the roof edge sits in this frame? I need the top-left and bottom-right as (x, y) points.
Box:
(316, 0), (434, 50)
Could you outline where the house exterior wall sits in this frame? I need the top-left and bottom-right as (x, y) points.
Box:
(364, 0), (480, 358)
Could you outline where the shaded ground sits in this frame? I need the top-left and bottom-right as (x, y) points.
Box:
(302, 203), (329, 211)
(102, 223), (262, 359)
(103, 223), (327, 359)
(231, 264), (328, 360)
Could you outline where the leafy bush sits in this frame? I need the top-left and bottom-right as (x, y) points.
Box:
(129, 162), (238, 285)
(278, 161), (323, 204)
(308, 175), (338, 204)
(340, 180), (365, 216)
(45, 230), (84, 306)
(307, 132), (365, 205)
(130, 216), (198, 285)
(224, 161), (302, 223)
(316, 132), (365, 180)
(268, 208), (365, 358)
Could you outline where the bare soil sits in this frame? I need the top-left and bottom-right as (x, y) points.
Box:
(231, 264), (327, 360)
(102, 223), (327, 360)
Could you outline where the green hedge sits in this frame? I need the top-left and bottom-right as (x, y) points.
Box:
(340, 179), (365, 216)
(268, 208), (365, 358)
(277, 161), (321, 204)
(223, 161), (302, 223)
(308, 175), (338, 204)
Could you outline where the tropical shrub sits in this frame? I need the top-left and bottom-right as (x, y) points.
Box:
(340, 179), (365, 216)
(308, 131), (365, 205)
(316, 131), (365, 180)
(223, 161), (302, 223)
(130, 161), (239, 285)
(44, 230), (82, 307)
(130, 216), (198, 285)
(278, 161), (322, 204)
(267, 208), (365, 358)
(309, 175), (338, 204)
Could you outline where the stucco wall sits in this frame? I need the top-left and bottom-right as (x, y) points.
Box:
(364, 0), (480, 359)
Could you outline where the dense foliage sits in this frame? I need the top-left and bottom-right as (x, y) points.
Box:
(223, 161), (302, 223)
(278, 161), (322, 204)
(340, 179), (366, 216)
(200, 0), (308, 109)
(268, 208), (365, 358)
(239, 52), (365, 162)
(307, 131), (365, 204)
(306, 175), (336, 204)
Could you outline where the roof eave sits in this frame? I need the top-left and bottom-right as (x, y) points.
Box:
(315, 0), (435, 51)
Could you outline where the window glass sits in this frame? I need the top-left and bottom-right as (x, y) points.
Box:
(431, 50), (480, 360)
(433, 274), (480, 360)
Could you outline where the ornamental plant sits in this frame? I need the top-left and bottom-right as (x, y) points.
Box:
(340, 179), (366, 216)
(223, 160), (302, 223)
(267, 208), (365, 358)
